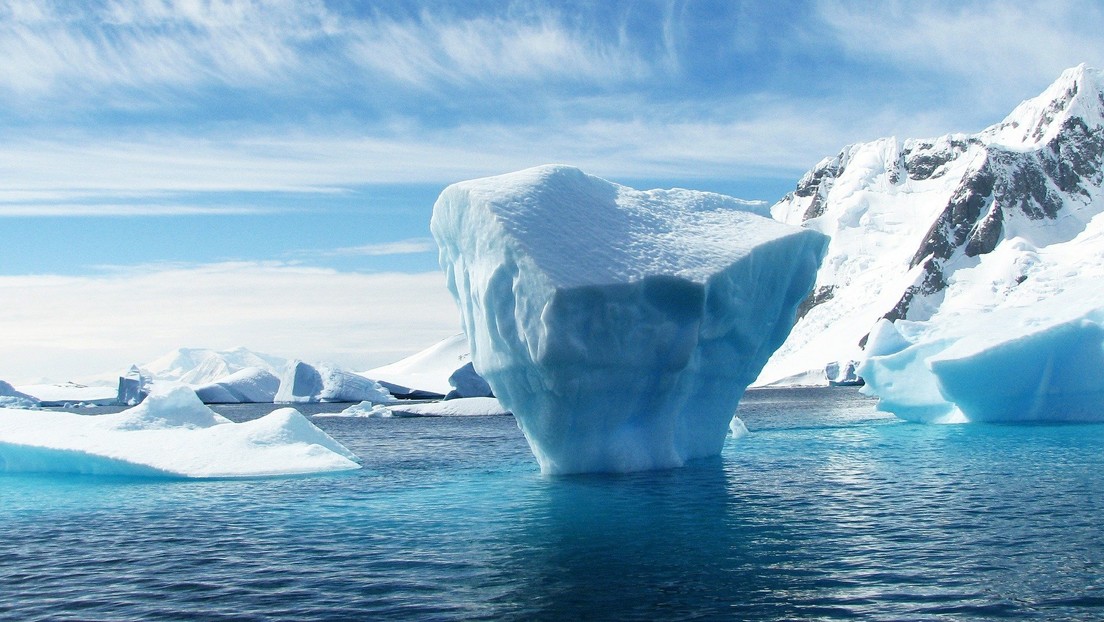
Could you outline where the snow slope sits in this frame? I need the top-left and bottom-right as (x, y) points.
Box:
(142, 347), (286, 386)
(0, 386), (359, 477)
(433, 165), (826, 473)
(761, 64), (1104, 388)
(362, 334), (471, 397)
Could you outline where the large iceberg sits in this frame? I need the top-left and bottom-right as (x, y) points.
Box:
(0, 386), (360, 477)
(860, 300), (1104, 424)
(431, 165), (827, 473)
(194, 367), (281, 403)
(276, 360), (395, 403)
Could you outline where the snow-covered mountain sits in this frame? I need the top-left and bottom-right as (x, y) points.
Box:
(758, 64), (1104, 385)
(141, 347), (287, 386)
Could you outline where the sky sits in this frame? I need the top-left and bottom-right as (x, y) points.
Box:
(2, 0), (1103, 383)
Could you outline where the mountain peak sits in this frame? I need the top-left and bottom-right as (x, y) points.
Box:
(985, 64), (1104, 149)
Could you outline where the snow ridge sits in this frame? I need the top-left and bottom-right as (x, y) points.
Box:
(760, 64), (1104, 386)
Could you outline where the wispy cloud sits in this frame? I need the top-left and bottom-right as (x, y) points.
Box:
(815, 0), (1104, 117)
(321, 238), (437, 257)
(0, 1), (654, 111)
(0, 261), (459, 384)
(345, 9), (652, 90)
(0, 203), (275, 217)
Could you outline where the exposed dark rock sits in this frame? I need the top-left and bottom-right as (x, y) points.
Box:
(964, 206), (1003, 257)
(904, 138), (972, 180)
(910, 164), (996, 267)
(884, 258), (946, 323)
(795, 285), (836, 322)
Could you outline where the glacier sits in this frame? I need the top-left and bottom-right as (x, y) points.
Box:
(432, 165), (827, 473)
(0, 386), (359, 477)
(759, 64), (1104, 391)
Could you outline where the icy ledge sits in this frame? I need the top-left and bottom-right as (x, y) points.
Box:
(0, 386), (360, 478)
(432, 165), (827, 473)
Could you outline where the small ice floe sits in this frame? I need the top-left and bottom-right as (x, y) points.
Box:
(0, 386), (360, 478)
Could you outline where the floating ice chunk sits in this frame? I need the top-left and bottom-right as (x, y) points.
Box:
(729, 416), (749, 439)
(0, 386), (359, 478)
(861, 300), (1104, 423)
(322, 402), (395, 418)
(432, 165), (827, 473)
(194, 367), (281, 403)
(390, 397), (510, 417)
(446, 362), (493, 399)
(276, 360), (395, 403)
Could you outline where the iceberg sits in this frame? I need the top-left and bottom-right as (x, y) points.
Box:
(194, 367), (281, 403)
(116, 365), (149, 406)
(363, 334), (475, 398)
(431, 165), (827, 473)
(276, 360), (395, 404)
(446, 362), (494, 399)
(0, 380), (38, 409)
(0, 386), (359, 477)
(860, 300), (1104, 423)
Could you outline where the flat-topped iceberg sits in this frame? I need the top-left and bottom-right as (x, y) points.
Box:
(0, 386), (360, 478)
(431, 165), (827, 473)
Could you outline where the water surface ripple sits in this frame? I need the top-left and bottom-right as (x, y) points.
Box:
(1, 388), (1102, 620)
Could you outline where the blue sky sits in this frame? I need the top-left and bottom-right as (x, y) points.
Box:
(2, 0), (1103, 382)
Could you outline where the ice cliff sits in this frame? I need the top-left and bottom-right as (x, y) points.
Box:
(432, 165), (827, 473)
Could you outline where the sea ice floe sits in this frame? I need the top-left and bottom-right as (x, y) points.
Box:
(0, 386), (360, 477)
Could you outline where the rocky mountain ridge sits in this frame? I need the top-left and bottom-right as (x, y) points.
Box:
(758, 64), (1104, 385)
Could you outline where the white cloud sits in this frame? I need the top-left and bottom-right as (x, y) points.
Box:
(816, 0), (1104, 116)
(0, 203), (274, 217)
(0, 1), (651, 104)
(0, 261), (460, 384)
(323, 238), (437, 257)
(346, 10), (651, 89)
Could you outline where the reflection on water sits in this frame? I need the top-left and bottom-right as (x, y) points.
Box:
(2, 388), (1103, 620)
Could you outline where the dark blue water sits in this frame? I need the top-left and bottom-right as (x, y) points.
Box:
(2, 388), (1103, 620)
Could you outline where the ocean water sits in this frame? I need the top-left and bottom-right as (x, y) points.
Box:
(2, 388), (1102, 620)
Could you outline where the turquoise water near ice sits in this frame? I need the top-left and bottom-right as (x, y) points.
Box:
(2, 388), (1103, 620)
